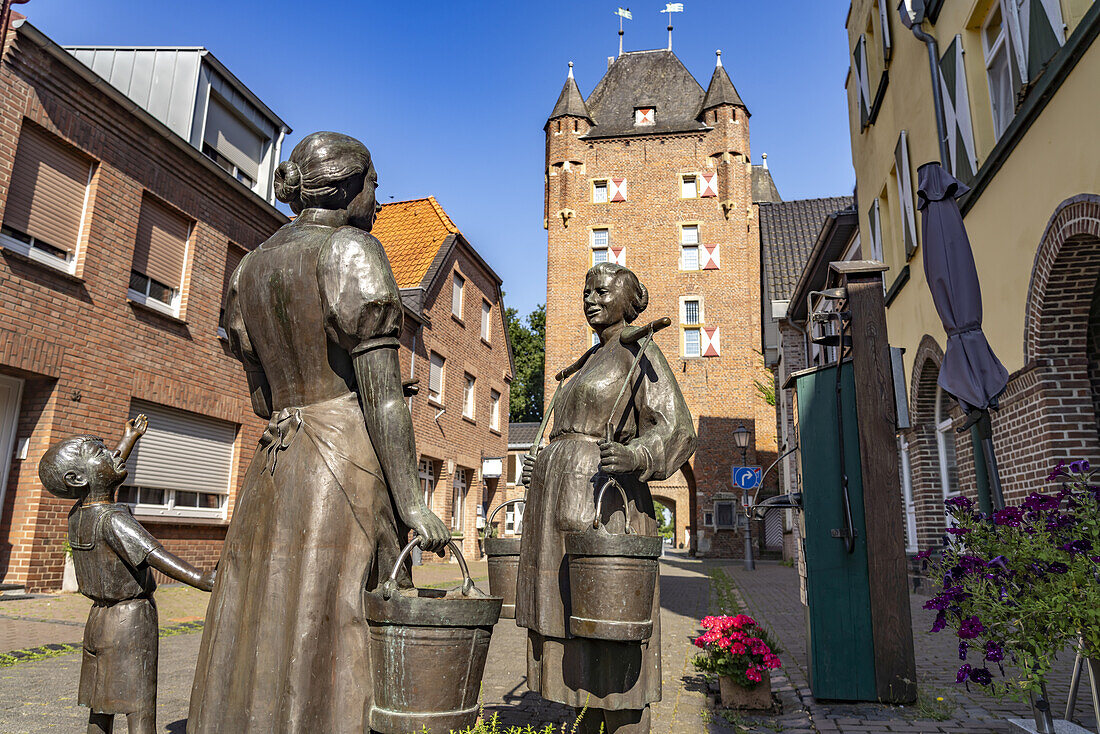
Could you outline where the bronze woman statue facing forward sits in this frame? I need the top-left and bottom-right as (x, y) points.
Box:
(188, 132), (450, 733)
(516, 263), (697, 734)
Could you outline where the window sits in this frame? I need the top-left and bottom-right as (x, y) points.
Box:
(452, 468), (467, 532)
(463, 374), (476, 419)
(592, 180), (608, 204)
(428, 352), (445, 403)
(203, 93), (263, 190)
(591, 330), (601, 349)
(419, 458), (435, 509)
(218, 243), (247, 338)
(1, 124), (93, 274)
(714, 501), (737, 529)
(451, 272), (465, 319)
(680, 225), (700, 270)
(982, 2), (1018, 140)
(894, 131), (918, 258)
(935, 384), (959, 500)
(118, 400), (236, 519)
(506, 502), (524, 535)
(682, 297), (702, 358)
(129, 196), (191, 316)
(481, 300), (492, 342)
(703, 511), (714, 527)
(940, 35), (979, 183)
(867, 200), (884, 262)
(489, 389), (500, 430)
(634, 107), (655, 125)
(853, 34), (872, 127)
(591, 228), (609, 265)
(681, 175), (698, 199)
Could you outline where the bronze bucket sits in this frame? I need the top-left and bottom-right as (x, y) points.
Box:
(565, 478), (662, 641)
(364, 537), (503, 734)
(483, 498), (524, 619)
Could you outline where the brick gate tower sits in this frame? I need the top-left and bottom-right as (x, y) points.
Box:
(543, 49), (780, 557)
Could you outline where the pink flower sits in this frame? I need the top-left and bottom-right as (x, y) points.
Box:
(701, 616), (717, 630)
(730, 642), (747, 655)
(729, 631), (747, 642)
(702, 630), (721, 644)
(717, 636), (732, 649)
(692, 636), (707, 648)
(745, 666), (762, 683)
(763, 653), (782, 669)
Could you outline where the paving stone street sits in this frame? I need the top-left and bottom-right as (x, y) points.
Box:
(2, 554), (1097, 733)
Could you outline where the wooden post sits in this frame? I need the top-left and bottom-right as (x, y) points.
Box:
(831, 261), (917, 704)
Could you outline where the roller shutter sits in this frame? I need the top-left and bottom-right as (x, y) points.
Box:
(132, 196), (190, 289)
(124, 400), (236, 496)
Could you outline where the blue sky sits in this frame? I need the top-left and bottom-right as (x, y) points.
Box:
(26, 1), (855, 318)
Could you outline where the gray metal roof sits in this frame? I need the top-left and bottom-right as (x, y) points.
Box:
(760, 197), (854, 303)
(699, 62), (747, 114)
(581, 50), (709, 138)
(508, 422), (540, 450)
(752, 165), (782, 203)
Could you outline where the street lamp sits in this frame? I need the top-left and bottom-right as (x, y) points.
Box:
(732, 423), (755, 570)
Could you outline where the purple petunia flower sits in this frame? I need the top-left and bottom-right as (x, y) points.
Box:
(985, 640), (1004, 662)
(1048, 562), (1069, 574)
(993, 507), (1023, 527)
(958, 616), (985, 639)
(1070, 460), (1091, 474)
(959, 641), (968, 660)
(931, 611), (947, 633)
(1060, 539), (1092, 556)
(945, 527), (971, 536)
(987, 555), (1009, 570)
(914, 548), (934, 561)
(946, 495), (974, 510)
(1048, 460), (1068, 481)
(969, 667), (993, 686)
(957, 664), (972, 683)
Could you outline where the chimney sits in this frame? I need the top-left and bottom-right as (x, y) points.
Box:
(608, 56), (615, 69)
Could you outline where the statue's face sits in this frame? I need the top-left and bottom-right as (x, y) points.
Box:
(64, 438), (127, 497)
(346, 171), (377, 231)
(583, 270), (628, 329)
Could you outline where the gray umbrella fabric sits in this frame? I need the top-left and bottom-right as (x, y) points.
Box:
(916, 162), (1009, 413)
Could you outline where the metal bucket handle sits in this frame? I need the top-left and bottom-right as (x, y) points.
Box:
(381, 535), (475, 600)
(592, 477), (634, 534)
(483, 498), (526, 539)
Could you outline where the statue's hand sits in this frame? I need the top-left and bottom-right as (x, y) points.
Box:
(198, 567), (216, 592)
(125, 414), (148, 438)
(405, 505), (450, 554)
(521, 453), (536, 487)
(598, 439), (643, 474)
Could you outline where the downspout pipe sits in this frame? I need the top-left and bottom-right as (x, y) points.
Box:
(898, 2), (950, 166)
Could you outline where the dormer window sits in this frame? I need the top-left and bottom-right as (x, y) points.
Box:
(634, 107), (655, 126)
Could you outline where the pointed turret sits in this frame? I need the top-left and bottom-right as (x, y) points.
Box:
(546, 62), (591, 126)
(699, 50), (747, 117)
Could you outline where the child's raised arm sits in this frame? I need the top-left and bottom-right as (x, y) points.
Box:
(146, 549), (216, 592)
(114, 414), (148, 463)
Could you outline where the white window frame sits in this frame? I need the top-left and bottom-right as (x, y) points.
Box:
(463, 373), (476, 419)
(680, 245), (699, 271)
(591, 228), (610, 266)
(899, 436), (917, 553)
(481, 300), (491, 342)
(505, 502), (524, 535)
(128, 269), (182, 317)
(592, 179), (608, 204)
(680, 224), (700, 271)
(935, 384), (959, 500)
(489, 389), (500, 430)
(452, 272), (465, 319)
(428, 351), (445, 404)
(592, 247), (609, 265)
(982, 1), (1016, 141)
(419, 458), (435, 510)
(681, 175), (698, 199)
(681, 296), (704, 358)
(452, 468), (467, 533)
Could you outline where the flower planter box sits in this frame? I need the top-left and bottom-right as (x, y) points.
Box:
(719, 670), (772, 710)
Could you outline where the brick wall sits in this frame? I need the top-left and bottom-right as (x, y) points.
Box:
(0, 27), (283, 591)
(400, 242), (512, 562)
(544, 103), (777, 558)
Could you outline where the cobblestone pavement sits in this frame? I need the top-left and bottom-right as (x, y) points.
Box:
(724, 560), (1098, 734)
(0, 554), (723, 733)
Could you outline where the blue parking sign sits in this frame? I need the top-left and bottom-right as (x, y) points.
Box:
(732, 466), (762, 491)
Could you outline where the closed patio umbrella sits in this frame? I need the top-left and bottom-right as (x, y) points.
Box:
(916, 162), (1009, 511)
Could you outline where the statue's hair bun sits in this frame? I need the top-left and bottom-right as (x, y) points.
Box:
(274, 160), (303, 205)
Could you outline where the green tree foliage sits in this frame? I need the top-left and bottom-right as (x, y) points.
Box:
(654, 501), (674, 541)
(506, 304), (545, 423)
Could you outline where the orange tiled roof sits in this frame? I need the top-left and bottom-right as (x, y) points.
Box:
(372, 196), (460, 289)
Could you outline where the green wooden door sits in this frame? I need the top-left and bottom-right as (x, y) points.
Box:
(793, 361), (877, 701)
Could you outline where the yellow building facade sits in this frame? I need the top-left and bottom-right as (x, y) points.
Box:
(845, 0), (1100, 551)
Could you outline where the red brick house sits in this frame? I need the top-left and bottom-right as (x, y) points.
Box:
(373, 197), (513, 561)
(0, 18), (290, 592)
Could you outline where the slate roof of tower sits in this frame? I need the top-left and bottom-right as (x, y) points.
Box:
(699, 63), (747, 114)
(759, 197), (854, 301)
(581, 50), (709, 138)
(372, 196), (460, 289)
(752, 166), (782, 203)
(547, 74), (591, 123)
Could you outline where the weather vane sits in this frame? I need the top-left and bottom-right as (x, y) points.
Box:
(615, 7), (631, 57)
(662, 3), (683, 51)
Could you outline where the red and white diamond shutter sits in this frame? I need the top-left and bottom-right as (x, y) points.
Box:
(635, 108), (654, 125)
(610, 178), (627, 202)
(701, 244), (720, 270)
(700, 172), (718, 198)
(610, 246), (626, 266)
(702, 326), (721, 357)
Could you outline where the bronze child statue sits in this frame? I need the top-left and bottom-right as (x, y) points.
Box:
(38, 415), (215, 734)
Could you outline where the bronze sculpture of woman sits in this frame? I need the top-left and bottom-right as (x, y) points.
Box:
(187, 132), (450, 733)
(516, 263), (697, 734)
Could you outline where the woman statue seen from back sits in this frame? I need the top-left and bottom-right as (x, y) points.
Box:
(187, 132), (450, 733)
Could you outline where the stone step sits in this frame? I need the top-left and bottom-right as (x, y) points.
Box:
(0, 582), (32, 600)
